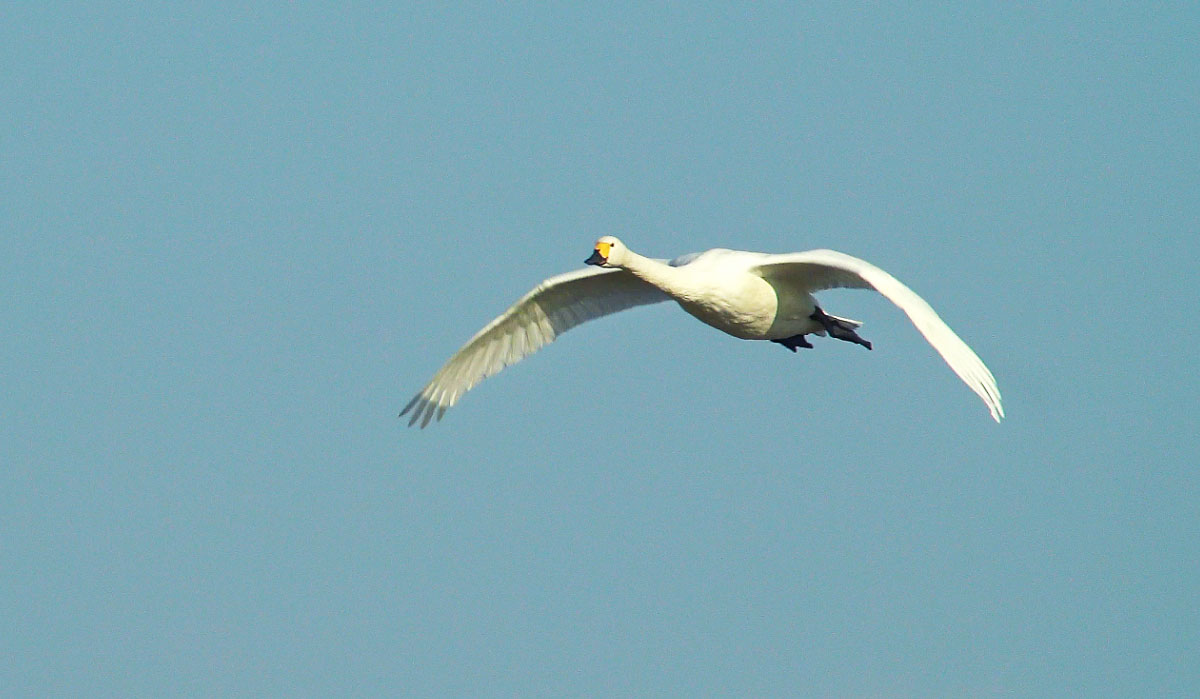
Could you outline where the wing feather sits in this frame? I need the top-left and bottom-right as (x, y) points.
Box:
(401, 266), (670, 427)
(754, 250), (1005, 422)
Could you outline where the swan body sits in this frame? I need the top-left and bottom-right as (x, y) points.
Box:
(401, 236), (1004, 426)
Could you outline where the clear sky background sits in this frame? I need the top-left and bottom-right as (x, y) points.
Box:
(2, 3), (1197, 696)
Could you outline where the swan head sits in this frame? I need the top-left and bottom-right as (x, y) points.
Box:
(584, 236), (626, 268)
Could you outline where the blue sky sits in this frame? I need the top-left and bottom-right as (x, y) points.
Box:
(2, 3), (1197, 695)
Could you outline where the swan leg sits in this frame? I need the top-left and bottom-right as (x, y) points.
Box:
(771, 334), (814, 352)
(810, 307), (873, 350)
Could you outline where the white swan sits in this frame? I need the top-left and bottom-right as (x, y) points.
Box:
(401, 236), (1004, 427)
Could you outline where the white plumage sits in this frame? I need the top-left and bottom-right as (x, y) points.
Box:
(401, 236), (1004, 427)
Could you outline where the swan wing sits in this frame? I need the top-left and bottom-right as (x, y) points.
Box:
(753, 250), (1004, 422)
(401, 266), (670, 427)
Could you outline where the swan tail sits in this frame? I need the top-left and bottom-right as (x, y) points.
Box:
(825, 313), (862, 328)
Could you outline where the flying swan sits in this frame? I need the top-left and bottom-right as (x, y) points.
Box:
(401, 237), (1004, 427)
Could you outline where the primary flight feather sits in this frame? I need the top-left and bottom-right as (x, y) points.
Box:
(401, 237), (1004, 427)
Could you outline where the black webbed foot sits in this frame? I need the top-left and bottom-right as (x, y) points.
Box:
(771, 334), (814, 352)
(810, 307), (873, 350)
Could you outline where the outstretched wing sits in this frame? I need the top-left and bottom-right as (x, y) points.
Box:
(753, 250), (1004, 422)
(401, 266), (670, 427)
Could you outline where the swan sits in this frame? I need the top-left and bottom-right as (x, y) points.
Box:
(401, 236), (1004, 427)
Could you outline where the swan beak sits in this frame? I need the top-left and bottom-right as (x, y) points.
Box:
(584, 250), (606, 266)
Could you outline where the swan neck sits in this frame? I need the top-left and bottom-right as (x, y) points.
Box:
(620, 251), (682, 293)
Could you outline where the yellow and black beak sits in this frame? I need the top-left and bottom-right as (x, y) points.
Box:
(585, 241), (611, 266)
